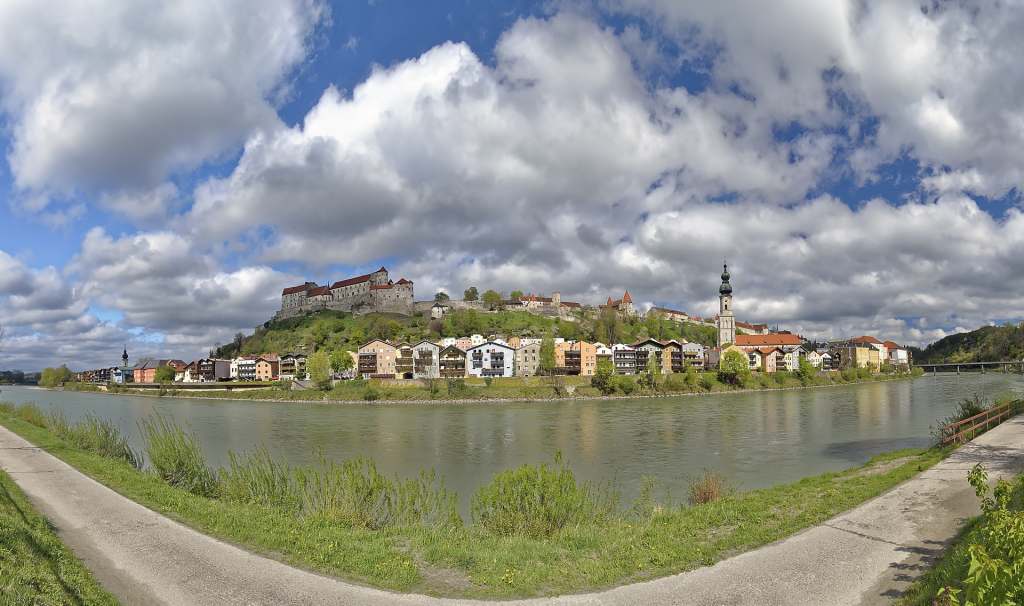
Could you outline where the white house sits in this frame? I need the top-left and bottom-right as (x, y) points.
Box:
(412, 340), (441, 379)
(467, 341), (516, 378)
(469, 334), (486, 347)
(440, 337), (457, 347)
(806, 350), (822, 368)
(781, 345), (803, 371)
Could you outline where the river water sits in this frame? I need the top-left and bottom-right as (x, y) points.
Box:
(2, 374), (1020, 509)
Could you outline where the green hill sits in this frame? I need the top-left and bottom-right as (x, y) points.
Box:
(913, 323), (1024, 364)
(212, 308), (719, 359)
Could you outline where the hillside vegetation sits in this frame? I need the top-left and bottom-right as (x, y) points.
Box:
(913, 323), (1024, 363)
(213, 308), (719, 359)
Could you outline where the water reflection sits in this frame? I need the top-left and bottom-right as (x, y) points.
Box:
(2, 374), (1020, 513)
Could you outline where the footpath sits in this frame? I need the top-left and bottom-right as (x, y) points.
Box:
(1, 416), (1023, 606)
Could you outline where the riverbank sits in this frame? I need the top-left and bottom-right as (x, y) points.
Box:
(0, 466), (117, 604)
(0, 400), (946, 599)
(61, 368), (925, 405)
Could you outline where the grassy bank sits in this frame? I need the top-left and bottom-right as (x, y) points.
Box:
(0, 402), (946, 598)
(92, 367), (925, 404)
(0, 466), (118, 604)
(899, 466), (1024, 605)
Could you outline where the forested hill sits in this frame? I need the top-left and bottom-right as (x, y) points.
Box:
(913, 323), (1024, 363)
(211, 308), (720, 359)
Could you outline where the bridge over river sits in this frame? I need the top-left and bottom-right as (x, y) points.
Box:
(916, 360), (1024, 373)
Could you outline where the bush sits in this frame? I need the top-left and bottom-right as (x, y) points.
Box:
(683, 365), (699, 387)
(718, 350), (750, 385)
(48, 412), (140, 469)
(16, 404), (47, 428)
(663, 373), (686, 391)
(219, 447), (301, 512)
(471, 456), (613, 538)
(447, 379), (467, 396)
(302, 457), (459, 529)
(698, 373), (717, 391)
(611, 375), (637, 395)
(484, 377), (493, 388)
(688, 470), (730, 505)
(591, 359), (615, 395)
(363, 387), (380, 401)
(139, 416), (218, 498)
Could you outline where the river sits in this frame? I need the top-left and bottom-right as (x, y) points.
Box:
(1, 374), (1020, 510)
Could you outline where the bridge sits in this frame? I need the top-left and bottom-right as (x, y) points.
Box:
(916, 360), (1024, 374)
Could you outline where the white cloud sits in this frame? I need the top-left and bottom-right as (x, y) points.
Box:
(0, 0), (326, 205)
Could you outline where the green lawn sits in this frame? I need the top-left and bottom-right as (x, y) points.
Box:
(0, 468), (118, 605)
(0, 409), (946, 599)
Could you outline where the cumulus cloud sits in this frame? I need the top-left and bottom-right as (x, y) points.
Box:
(0, 0), (325, 207)
(188, 13), (833, 266)
(619, 0), (1024, 197)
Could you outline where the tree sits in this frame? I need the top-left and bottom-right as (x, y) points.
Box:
(592, 358), (615, 394)
(510, 290), (524, 301)
(463, 286), (479, 301)
(718, 350), (750, 385)
(538, 334), (556, 375)
(154, 365), (176, 383)
(434, 291), (450, 302)
(307, 351), (331, 390)
(596, 307), (622, 344)
(644, 312), (666, 340)
(641, 352), (662, 390)
(482, 289), (503, 310)
(796, 357), (817, 383)
(39, 365), (73, 388)
(330, 349), (353, 374)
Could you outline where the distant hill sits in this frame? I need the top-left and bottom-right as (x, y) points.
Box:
(913, 323), (1024, 364)
(211, 307), (720, 359)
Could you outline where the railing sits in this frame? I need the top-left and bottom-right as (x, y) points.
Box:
(940, 400), (1022, 446)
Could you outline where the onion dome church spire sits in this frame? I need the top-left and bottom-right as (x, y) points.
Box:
(719, 262), (732, 295)
(122, 345), (129, 367)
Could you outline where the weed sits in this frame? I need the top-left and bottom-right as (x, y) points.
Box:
(139, 416), (218, 497)
(688, 469), (729, 505)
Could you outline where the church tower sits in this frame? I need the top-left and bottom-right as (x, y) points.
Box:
(717, 263), (736, 347)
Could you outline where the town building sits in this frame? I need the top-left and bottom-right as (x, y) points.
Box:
(515, 341), (542, 377)
(467, 341), (515, 378)
(612, 344), (637, 375)
(884, 341), (910, 368)
(564, 341), (598, 376)
(277, 267), (414, 318)
(603, 291), (636, 317)
(279, 353), (308, 380)
(358, 340), (397, 378)
(594, 343), (613, 366)
(649, 307), (689, 323)
(680, 342), (706, 369)
(633, 339), (664, 374)
(516, 292), (583, 319)
(412, 340), (441, 379)
(439, 346), (467, 378)
(254, 356), (278, 381)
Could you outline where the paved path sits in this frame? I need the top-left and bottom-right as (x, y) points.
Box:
(2, 416), (1023, 606)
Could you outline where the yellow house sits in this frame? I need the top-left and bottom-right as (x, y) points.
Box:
(357, 340), (397, 377)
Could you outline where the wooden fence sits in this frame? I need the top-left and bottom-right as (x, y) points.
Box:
(939, 400), (1022, 446)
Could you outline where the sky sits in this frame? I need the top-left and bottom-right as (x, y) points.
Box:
(2, 0), (1024, 371)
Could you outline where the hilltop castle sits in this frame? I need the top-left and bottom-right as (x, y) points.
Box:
(277, 267), (414, 318)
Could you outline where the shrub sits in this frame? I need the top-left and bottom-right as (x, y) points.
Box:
(139, 416), (218, 498)
(663, 373), (686, 391)
(698, 373), (717, 391)
(484, 377), (493, 388)
(219, 447), (301, 512)
(683, 365), (699, 387)
(301, 457), (459, 529)
(591, 359), (615, 394)
(718, 350), (750, 385)
(688, 470), (730, 505)
(611, 375), (637, 395)
(447, 379), (467, 396)
(471, 456), (613, 538)
(363, 387), (380, 401)
(16, 403), (47, 428)
(49, 412), (140, 469)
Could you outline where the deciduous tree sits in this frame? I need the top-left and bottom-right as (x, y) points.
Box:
(482, 289), (503, 310)
(307, 351), (331, 390)
(463, 286), (479, 301)
(717, 350), (749, 385)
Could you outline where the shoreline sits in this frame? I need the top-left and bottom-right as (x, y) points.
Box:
(44, 373), (925, 406)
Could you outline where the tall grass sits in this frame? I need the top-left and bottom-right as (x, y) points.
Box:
(139, 415), (218, 498)
(46, 411), (140, 469)
(219, 447), (302, 512)
(16, 403), (47, 428)
(471, 455), (617, 538)
(688, 470), (730, 505)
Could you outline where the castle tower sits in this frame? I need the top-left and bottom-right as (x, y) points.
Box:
(717, 263), (736, 347)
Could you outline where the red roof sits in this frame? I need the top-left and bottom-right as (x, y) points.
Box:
(370, 284), (393, 290)
(851, 335), (882, 345)
(330, 272), (374, 289)
(307, 286), (330, 297)
(395, 278), (412, 285)
(883, 341), (901, 349)
(621, 290), (632, 303)
(282, 283), (313, 296)
(735, 334), (803, 346)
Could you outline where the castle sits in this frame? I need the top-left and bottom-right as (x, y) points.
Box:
(277, 267), (414, 318)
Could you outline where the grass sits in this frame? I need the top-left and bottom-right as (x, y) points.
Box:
(0, 467), (118, 605)
(0, 403), (948, 598)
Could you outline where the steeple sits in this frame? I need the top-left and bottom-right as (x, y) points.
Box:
(122, 345), (129, 367)
(719, 262), (732, 295)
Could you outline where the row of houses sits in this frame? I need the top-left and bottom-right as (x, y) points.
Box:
(706, 333), (912, 373)
(355, 337), (709, 380)
(75, 352), (313, 385)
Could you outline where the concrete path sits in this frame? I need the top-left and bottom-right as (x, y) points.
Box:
(2, 416), (1023, 606)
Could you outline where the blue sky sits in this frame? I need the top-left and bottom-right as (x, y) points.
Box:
(3, 0), (1024, 370)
